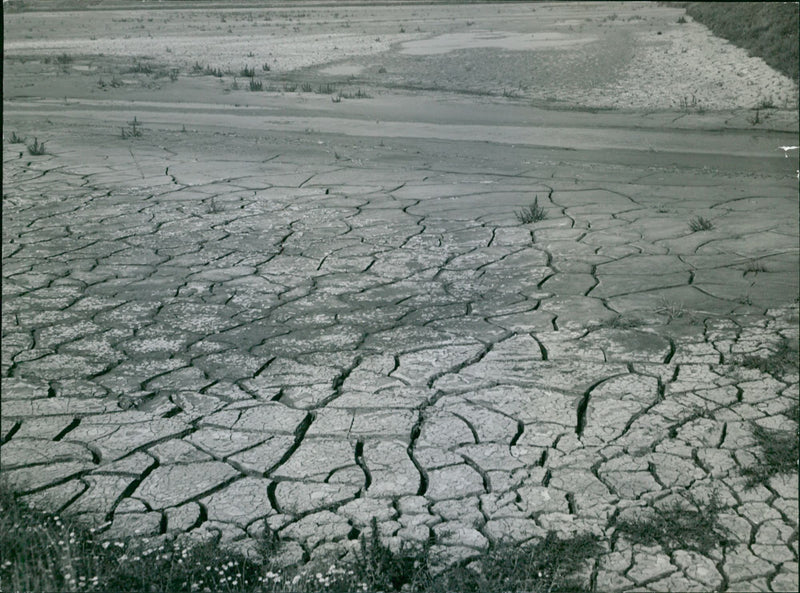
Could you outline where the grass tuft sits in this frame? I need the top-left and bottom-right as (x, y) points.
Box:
(27, 137), (47, 155)
(249, 78), (263, 91)
(7, 131), (26, 144)
(688, 216), (714, 232)
(121, 117), (143, 139)
(515, 196), (547, 224)
(741, 337), (798, 377)
(740, 416), (799, 488)
(614, 493), (730, 554)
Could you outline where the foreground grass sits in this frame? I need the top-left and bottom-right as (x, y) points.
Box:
(674, 2), (799, 82)
(0, 486), (600, 593)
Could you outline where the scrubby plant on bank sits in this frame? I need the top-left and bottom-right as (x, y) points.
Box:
(6, 131), (26, 144)
(0, 486), (604, 593)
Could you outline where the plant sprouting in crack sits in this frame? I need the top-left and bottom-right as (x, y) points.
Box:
(614, 491), (731, 555)
(688, 216), (714, 232)
(7, 131), (26, 144)
(121, 117), (143, 139)
(515, 196), (547, 224)
(740, 409), (799, 488)
(26, 137), (47, 155)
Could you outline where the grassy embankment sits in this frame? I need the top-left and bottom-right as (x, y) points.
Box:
(671, 2), (798, 82)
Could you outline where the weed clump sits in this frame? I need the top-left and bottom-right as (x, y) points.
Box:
(249, 78), (263, 91)
(515, 196), (547, 224)
(121, 117), (143, 138)
(614, 493), (730, 554)
(741, 337), (798, 377)
(7, 131), (26, 144)
(26, 138), (46, 155)
(740, 416), (799, 488)
(688, 216), (714, 231)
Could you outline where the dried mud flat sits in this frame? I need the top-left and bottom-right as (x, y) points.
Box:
(2, 1), (799, 591)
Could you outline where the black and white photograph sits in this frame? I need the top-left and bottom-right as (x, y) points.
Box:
(2, 1), (798, 591)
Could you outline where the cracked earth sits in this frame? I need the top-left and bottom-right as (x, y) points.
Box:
(2, 2), (799, 591)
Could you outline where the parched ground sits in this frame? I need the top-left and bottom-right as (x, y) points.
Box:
(2, 1), (799, 591)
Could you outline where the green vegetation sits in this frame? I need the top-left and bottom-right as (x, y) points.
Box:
(614, 493), (730, 554)
(249, 78), (263, 91)
(7, 131), (26, 144)
(673, 3), (799, 82)
(515, 196), (547, 224)
(0, 488), (601, 593)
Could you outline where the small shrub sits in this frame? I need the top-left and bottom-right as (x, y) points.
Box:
(249, 78), (263, 91)
(283, 82), (297, 92)
(262, 62), (271, 72)
(377, 65), (387, 73)
(515, 196), (547, 223)
(231, 78), (240, 90)
(688, 216), (714, 231)
(26, 137), (46, 155)
(54, 52), (73, 65)
(316, 83), (336, 94)
(168, 68), (179, 82)
(240, 65), (255, 77)
(192, 61), (204, 72)
(7, 131), (26, 144)
(677, 15), (687, 24)
(301, 82), (313, 92)
(331, 93), (342, 103)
